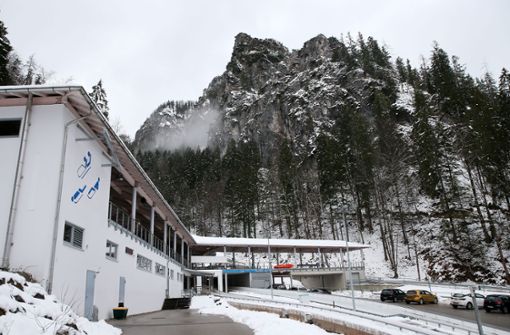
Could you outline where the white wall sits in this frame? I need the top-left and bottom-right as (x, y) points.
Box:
(6, 102), (187, 320)
(9, 104), (66, 281)
(0, 106), (27, 263)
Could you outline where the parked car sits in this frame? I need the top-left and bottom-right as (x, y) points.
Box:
(289, 287), (307, 291)
(405, 290), (438, 305)
(483, 294), (510, 313)
(380, 289), (406, 302)
(450, 293), (484, 309)
(308, 288), (332, 294)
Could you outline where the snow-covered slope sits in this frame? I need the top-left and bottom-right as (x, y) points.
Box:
(0, 270), (120, 335)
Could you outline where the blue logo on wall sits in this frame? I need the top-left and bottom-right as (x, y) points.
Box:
(77, 151), (92, 179)
(71, 151), (101, 204)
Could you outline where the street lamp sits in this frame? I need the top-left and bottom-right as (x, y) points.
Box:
(343, 211), (356, 311)
(260, 227), (274, 300)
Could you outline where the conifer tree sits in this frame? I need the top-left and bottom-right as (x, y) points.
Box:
(89, 80), (110, 119)
(0, 20), (14, 85)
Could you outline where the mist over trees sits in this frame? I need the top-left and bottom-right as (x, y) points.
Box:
(135, 33), (510, 284)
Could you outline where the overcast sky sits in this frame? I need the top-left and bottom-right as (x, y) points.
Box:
(1, 0), (509, 136)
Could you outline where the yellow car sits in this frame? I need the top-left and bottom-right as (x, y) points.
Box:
(405, 290), (438, 305)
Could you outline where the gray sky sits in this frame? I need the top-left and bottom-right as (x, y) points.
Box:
(1, 0), (509, 136)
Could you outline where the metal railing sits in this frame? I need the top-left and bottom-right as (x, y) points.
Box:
(108, 201), (187, 267)
(108, 202), (131, 230)
(217, 291), (504, 335)
(290, 263), (365, 272)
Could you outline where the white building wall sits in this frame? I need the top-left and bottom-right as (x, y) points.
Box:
(4, 102), (187, 320)
(0, 106), (25, 263)
(9, 104), (67, 281)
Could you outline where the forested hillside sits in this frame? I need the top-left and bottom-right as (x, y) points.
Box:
(135, 33), (509, 284)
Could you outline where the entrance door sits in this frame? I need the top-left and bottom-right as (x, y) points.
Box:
(84, 270), (96, 320)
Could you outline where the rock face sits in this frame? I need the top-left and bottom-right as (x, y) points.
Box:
(134, 33), (396, 163)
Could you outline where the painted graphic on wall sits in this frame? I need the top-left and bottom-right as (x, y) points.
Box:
(71, 151), (101, 204)
(77, 151), (92, 179)
(71, 185), (87, 204)
(87, 178), (100, 199)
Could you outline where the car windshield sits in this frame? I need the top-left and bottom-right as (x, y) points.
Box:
(382, 289), (392, 293)
(487, 295), (501, 301)
(407, 290), (416, 295)
(452, 293), (466, 298)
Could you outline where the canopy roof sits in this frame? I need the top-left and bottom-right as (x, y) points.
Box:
(192, 235), (369, 254)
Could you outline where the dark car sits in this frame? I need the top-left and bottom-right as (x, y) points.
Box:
(483, 294), (510, 313)
(380, 289), (406, 302)
(309, 288), (332, 294)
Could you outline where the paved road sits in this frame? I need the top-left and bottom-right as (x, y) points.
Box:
(108, 309), (253, 335)
(395, 301), (510, 331)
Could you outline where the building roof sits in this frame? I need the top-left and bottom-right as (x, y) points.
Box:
(0, 85), (195, 243)
(192, 235), (369, 253)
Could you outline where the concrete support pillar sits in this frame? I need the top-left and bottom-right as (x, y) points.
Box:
(181, 240), (185, 265)
(276, 251), (280, 265)
(299, 252), (303, 267)
(232, 251), (236, 268)
(339, 249), (345, 268)
(149, 207), (155, 245)
(130, 186), (137, 233)
(186, 243), (191, 269)
(173, 231), (177, 258)
(318, 248), (322, 268)
(163, 222), (167, 255)
(293, 248), (297, 262)
(224, 272), (228, 293)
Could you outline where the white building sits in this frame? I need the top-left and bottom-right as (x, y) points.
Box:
(0, 86), (194, 320)
(0, 85), (369, 321)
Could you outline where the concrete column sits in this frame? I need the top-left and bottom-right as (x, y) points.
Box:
(299, 252), (303, 267)
(339, 249), (345, 268)
(224, 272), (228, 293)
(181, 240), (185, 265)
(232, 251), (236, 268)
(317, 248), (322, 268)
(276, 251), (280, 265)
(293, 248), (297, 262)
(149, 207), (155, 245)
(173, 231), (177, 257)
(163, 222), (168, 255)
(186, 243), (191, 269)
(130, 186), (137, 233)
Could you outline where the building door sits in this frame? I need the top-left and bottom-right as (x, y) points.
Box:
(119, 276), (126, 305)
(84, 270), (96, 320)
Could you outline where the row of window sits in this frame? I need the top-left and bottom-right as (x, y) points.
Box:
(63, 222), (182, 280)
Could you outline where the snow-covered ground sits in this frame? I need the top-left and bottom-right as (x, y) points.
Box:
(0, 270), (120, 335)
(191, 295), (332, 335)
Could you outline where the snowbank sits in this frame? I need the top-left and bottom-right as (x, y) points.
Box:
(0, 270), (120, 335)
(191, 295), (332, 335)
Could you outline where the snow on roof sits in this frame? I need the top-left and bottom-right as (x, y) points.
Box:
(192, 235), (369, 252)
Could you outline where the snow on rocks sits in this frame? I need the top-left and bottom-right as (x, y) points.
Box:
(0, 270), (121, 335)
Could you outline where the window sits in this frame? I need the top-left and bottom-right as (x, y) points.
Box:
(63, 222), (84, 249)
(136, 254), (152, 272)
(170, 269), (174, 280)
(0, 119), (21, 137)
(106, 240), (118, 260)
(155, 263), (166, 276)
